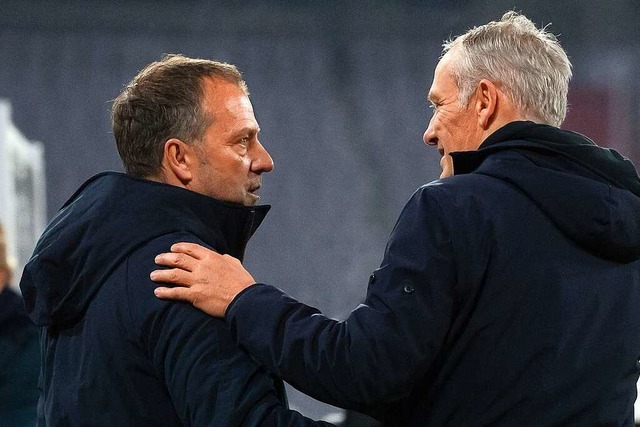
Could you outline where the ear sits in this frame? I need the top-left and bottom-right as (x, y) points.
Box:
(163, 138), (195, 184)
(474, 79), (498, 129)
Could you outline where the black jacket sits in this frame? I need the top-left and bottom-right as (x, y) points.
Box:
(20, 172), (329, 426)
(224, 122), (640, 425)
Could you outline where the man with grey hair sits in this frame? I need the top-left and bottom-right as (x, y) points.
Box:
(20, 54), (331, 426)
(152, 13), (640, 425)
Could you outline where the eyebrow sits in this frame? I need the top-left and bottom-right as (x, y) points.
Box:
(428, 89), (446, 106)
(231, 126), (260, 138)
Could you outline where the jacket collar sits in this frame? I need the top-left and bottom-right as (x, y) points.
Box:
(20, 172), (270, 327)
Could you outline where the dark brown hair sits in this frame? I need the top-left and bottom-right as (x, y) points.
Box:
(111, 54), (247, 178)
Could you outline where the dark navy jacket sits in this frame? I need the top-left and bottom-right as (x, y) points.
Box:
(224, 122), (640, 426)
(19, 173), (329, 426)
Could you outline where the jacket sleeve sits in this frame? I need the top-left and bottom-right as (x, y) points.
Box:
(226, 185), (456, 411)
(127, 233), (333, 426)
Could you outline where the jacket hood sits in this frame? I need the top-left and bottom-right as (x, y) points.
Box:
(451, 121), (640, 263)
(19, 172), (270, 328)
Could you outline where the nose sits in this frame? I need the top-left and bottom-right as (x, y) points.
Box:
(251, 140), (274, 174)
(423, 115), (437, 147)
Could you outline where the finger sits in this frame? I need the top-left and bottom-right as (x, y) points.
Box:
(149, 268), (193, 286)
(154, 286), (195, 303)
(170, 242), (215, 260)
(154, 252), (195, 271)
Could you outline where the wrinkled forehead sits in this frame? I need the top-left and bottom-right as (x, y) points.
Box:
(437, 48), (461, 74)
(201, 78), (253, 114)
(427, 51), (459, 101)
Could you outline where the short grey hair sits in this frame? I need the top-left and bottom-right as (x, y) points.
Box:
(443, 11), (572, 127)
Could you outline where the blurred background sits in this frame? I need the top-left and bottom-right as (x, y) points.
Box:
(1, 0), (639, 423)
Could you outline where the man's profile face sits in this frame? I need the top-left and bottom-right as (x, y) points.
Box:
(423, 49), (484, 175)
(189, 77), (274, 206)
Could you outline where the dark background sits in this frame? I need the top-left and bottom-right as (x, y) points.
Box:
(2, 0), (639, 421)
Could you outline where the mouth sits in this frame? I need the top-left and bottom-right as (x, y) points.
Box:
(247, 183), (262, 201)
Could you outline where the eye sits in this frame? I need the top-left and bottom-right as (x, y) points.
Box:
(429, 101), (443, 113)
(239, 137), (249, 146)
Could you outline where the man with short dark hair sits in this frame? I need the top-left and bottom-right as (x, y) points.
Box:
(152, 13), (640, 425)
(20, 54), (330, 426)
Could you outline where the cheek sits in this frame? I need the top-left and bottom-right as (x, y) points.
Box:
(226, 158), (251, 183)
(222, 150), (246, 170)
(446, 112), (473, 138)
(240, 157), (253, 174)
(436, 116), (456, 137)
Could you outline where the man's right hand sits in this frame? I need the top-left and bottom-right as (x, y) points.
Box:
(150, 243), (256, 318)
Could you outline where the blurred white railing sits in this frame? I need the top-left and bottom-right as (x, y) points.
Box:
(0, 99), (46, 289)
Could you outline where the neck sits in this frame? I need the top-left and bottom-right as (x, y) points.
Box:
(482, 104), (531, 146)
(145, 167), (187, 189)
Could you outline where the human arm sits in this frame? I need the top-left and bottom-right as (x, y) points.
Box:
(152, 187), (456, 412)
